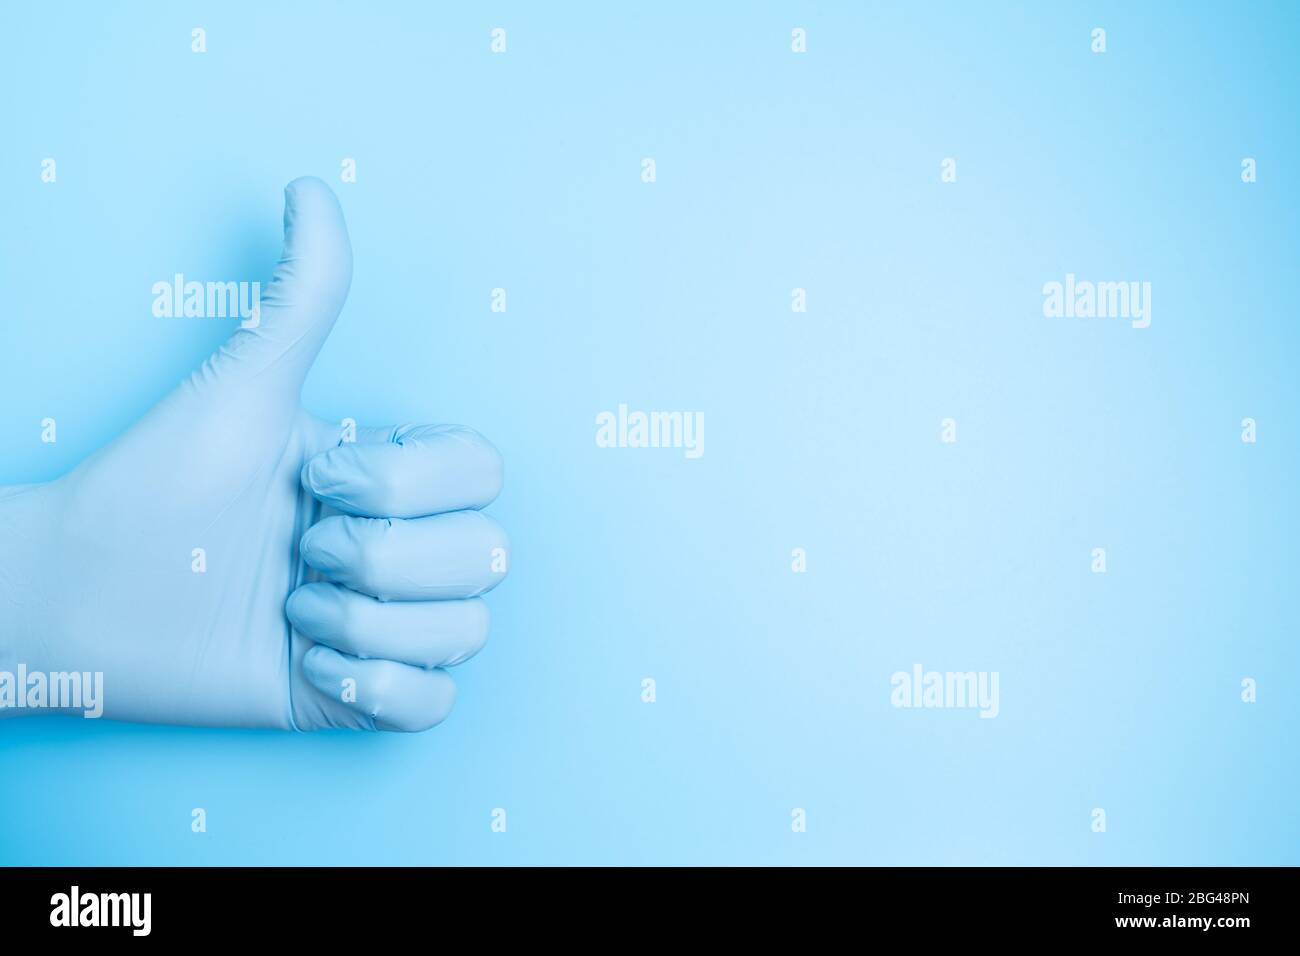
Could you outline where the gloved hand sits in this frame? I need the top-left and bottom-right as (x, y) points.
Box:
(0, 177), (508, 731)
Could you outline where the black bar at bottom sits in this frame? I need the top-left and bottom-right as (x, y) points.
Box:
(0, 866), (1288, 941)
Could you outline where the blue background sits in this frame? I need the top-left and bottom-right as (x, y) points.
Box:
(2, 1), (1297, 864)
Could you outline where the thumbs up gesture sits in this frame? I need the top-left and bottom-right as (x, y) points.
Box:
(0, 178), (509, 731)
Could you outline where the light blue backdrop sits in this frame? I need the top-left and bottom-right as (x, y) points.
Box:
(2, 2), (1297, 865)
